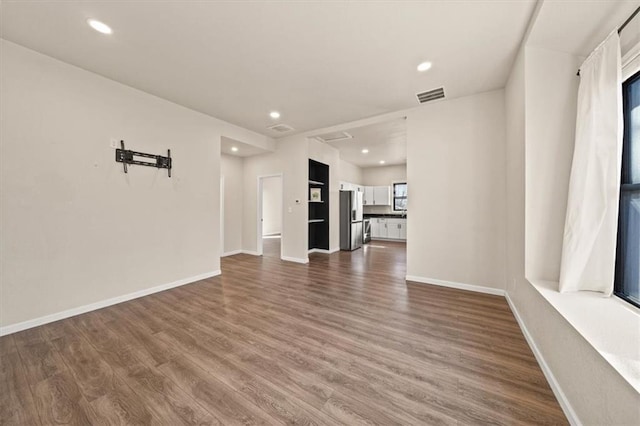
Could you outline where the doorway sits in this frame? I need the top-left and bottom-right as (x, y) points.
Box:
(220, 175), (225, 254)
(257, 174), (283, 258)
(318, 117), (407, 276)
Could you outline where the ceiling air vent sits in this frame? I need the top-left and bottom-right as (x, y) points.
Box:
(314, 131), (353, 143)
(268, 123), (295, 133)
(416, 87), (445, 104)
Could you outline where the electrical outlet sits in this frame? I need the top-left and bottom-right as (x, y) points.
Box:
(110, 138), (119, 149)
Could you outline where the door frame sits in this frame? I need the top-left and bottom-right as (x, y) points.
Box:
(257, 173), (284, 258)
(220, 175), (225, 254)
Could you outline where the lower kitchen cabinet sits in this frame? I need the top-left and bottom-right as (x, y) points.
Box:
(370, 218), (406, 241)
(371, 218), (381, 238)
(386, 220), (401, 239)
(399, 221), (407, 239)
(371, 218), (387, 238)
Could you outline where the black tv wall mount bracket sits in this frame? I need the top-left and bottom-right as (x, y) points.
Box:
(115, 140), (172, 177)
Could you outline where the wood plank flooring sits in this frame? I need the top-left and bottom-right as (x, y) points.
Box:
(0, 241), (567, 425)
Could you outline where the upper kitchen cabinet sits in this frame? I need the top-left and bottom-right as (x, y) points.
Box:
(363, 187), (374, 205)
(363, 186), (390, 206)
(340, 181), (365, 192)
(373, 186), (391, 206)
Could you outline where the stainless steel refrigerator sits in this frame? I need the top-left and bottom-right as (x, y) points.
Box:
(340, 190), (363, 251)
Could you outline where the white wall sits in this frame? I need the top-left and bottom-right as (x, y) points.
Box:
(362, 164), (407, 215)
(505, 48), (526, 297)
(406, 90), (507, 291)
(262, 176), (282, 236)
(0, 40), (264, 330)
(338, 158), (363, 186)
(524, 46), (583, 282)
(221, 154), (244, 254)
(242, 136), (308, 261)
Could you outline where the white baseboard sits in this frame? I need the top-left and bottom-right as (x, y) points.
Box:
(281, 256), (309, 264)
(405, 275), (506, 296)
(505, 293), (580, 426)
(0, 270), (221, 337)
(241, 250), (260, 256)
(308, 247), (340, 254)
(221, 249), (242, 257)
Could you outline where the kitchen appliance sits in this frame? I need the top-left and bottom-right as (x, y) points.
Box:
(340, 190), (363, 251)
(363, 218), (371, 244)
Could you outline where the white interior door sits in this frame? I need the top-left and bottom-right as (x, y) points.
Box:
(220, 176), (225, 254)
(257, 174), (284, 258)
(257, 177), (263, 255)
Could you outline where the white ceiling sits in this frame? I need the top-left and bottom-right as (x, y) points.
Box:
(528, 0), (640, 57)
(323, 118), (406, 168)
(221, 136), (271, 158)
(0, 1), (535, 137)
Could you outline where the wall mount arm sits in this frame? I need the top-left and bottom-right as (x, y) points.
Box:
(115, 140), (172, 177)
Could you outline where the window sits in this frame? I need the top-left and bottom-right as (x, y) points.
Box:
(393, 182), (407, 211)
(615, 70), (640, 308)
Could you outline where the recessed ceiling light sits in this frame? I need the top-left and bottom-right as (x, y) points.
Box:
(379, 160), (385, 165)
(231, 146), (239, 152)
(417, 61), (432, 72)
(362, 149), (369, 154)
(269, 111), (281, 119)
(87, 19), (112, 35)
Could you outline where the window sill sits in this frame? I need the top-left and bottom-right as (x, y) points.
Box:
(528, 279), (640, 394)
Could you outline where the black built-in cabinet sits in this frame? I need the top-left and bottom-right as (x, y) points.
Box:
(308, 159), (329, 250)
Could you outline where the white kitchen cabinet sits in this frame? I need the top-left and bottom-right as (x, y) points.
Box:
(374, 218), (388, 238)
(373, 186), (391, 206)
(379, 219), (389, 238)
(370, 218), (380, 238)
(341, 182), (356, 191)
(370, 218), (406, 240)
(362, 186), (391, 206)
(340, 181), (365, 192)
(386, 219), (401, 239)
(363, 187), (374, 205)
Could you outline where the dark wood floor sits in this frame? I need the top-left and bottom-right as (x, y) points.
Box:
(0, 241), (567, 425)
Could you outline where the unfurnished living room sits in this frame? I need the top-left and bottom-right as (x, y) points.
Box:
(1, 1), (639, 425)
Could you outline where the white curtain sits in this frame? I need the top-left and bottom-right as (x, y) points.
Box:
(559, 30), (623, 295)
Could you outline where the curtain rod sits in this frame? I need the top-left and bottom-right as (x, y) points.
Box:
(577, 5), (640, 76)
(618, 5), (640, 35)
